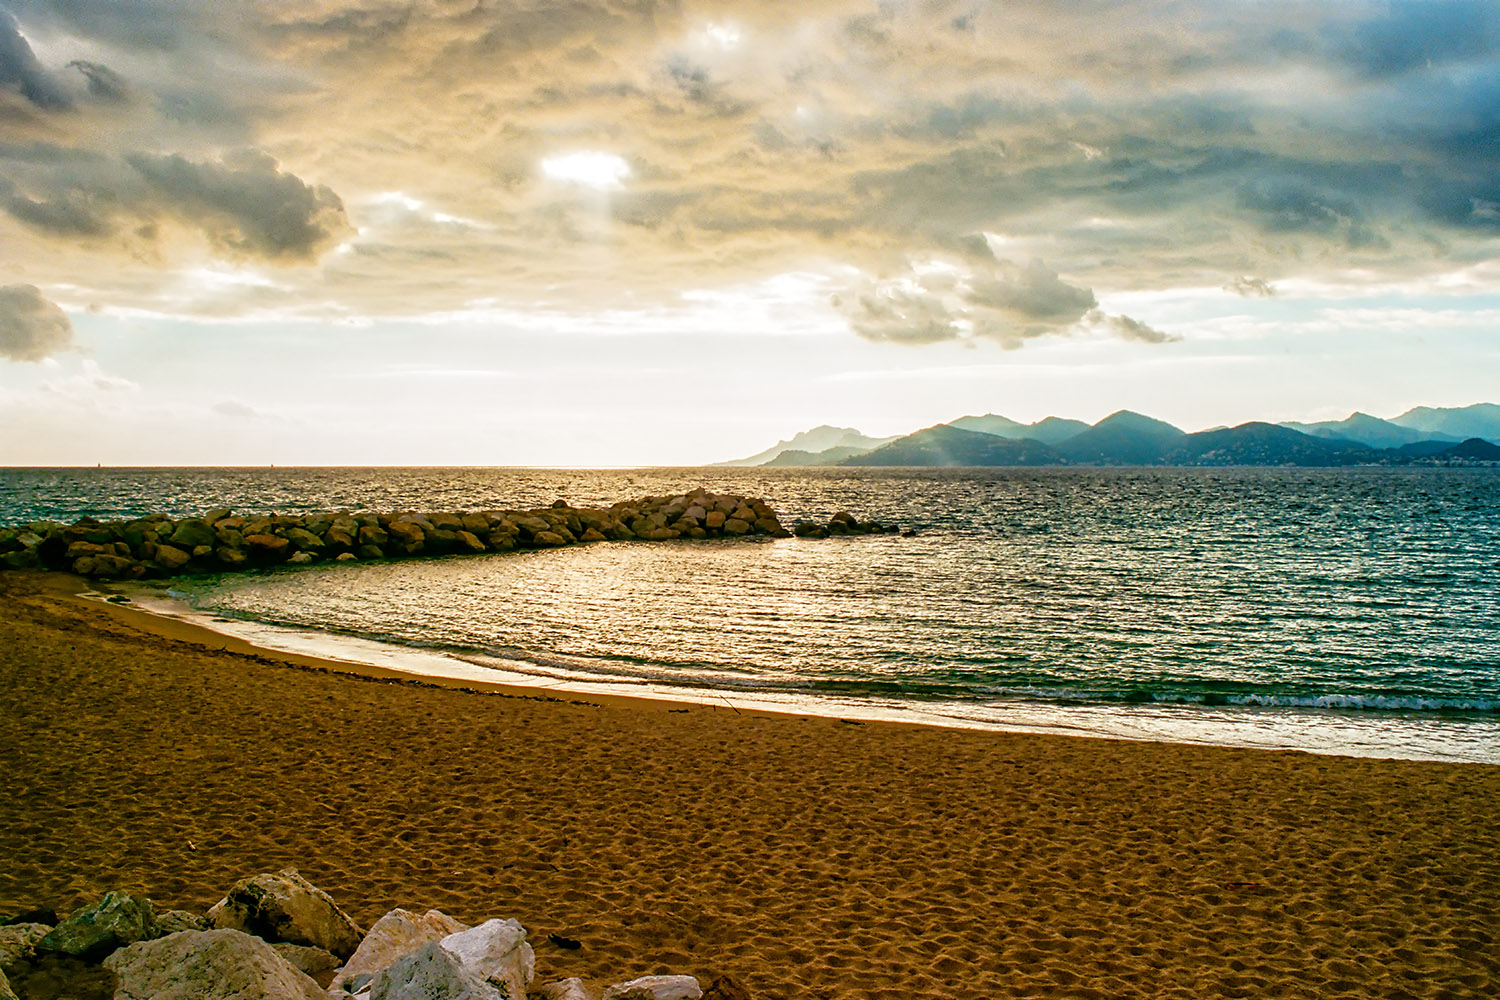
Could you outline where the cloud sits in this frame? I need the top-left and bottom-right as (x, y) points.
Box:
(0, 10), (70, 109)
(4, 0), (1500, 327)
(1, 145), (350, 260)
(212, 399), (259, 418)
(67, 60), (130, 102)
(125, 150), (350, 259)
(1227, 276), (1276, 297)
(0, 284), (75, 361)
(1085, 310), (1179, 345)
(837, 254), (1154, 350)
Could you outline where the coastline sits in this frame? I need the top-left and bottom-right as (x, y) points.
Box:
(2, 569), (1498, 998)
(102, 575), (1500, 765)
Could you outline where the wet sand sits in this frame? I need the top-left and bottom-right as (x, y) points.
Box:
(1, 571), (1497, 998)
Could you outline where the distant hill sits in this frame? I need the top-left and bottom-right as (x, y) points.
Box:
(1282, 412), (1460, 449)
(715, 403), (1498, 468)
(716, 425), (895, 467)
(1056, 411), (1187, 465)
(764, 445), (878, 467)
(1389, 403), (1500, 442)
(1167, 422), (1374, 466)
(1026, 416), (1093, 444)
(841, 425), (1063, 466)
(1434, 438), (1500, 462)
(947, 413), (1090, 444)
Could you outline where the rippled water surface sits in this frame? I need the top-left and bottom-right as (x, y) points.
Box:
(5, 467), (1498, 761)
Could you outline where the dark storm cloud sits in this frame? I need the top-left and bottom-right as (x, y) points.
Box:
(67, 59), (128, 101)
(0, 10), (70, 109)
(1338, 0), (1500, 79)
(125, 150), (350, 258)
(0, 283), (75, 361)
(1, 143), (349, 259)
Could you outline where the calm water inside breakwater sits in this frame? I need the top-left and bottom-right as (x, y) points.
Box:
(4, 467), (1498, 762)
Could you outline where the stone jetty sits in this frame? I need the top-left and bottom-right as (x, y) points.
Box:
(0, 868), (752, 1000)
(0, 488), (898, 582)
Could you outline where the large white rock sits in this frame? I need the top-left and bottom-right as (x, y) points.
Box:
(602, 976), (703, 1000)
(328, 908), (467, 996)
(438, 919), (533, 1000)
(368, 941), (506, 1000)
(208, 869), (362, 959)
(102, 928), (324, 1000)
(535, 979), (596, 1000)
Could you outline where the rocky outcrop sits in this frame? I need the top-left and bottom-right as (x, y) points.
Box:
(103, 928), (325, 1000)
(0, 488), (881, 582)
(36, 891), (160, 961)
(328, 907), (466, 995)
(439, 919), (533, 1000)
(791, 510), (897, 539)
(603, 975), (704, 1000)
(535, 979), (595, 1000)
(0, 966), (16, 1000)
(367, 940), (506, 1000)
(0, 923), (48, 975)
(1, 868), (723, 1000)
(207, 868), (361, 959)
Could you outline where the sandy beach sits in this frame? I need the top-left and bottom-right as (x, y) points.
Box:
(1, 571), (1497, 999)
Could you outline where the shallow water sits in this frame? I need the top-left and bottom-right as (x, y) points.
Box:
(8, 466), (1499, 762)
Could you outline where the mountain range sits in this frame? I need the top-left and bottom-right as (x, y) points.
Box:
(721, 404), (1500, 468)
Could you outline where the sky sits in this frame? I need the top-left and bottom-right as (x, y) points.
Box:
(1, 0), (1498, 466)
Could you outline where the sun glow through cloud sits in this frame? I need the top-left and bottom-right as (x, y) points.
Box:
(540, 152), (631, 190)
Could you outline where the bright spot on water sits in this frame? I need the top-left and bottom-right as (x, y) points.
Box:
(541, 152), (631, 190)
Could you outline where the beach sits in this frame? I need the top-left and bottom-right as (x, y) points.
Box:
(2, 571), (1497, 999)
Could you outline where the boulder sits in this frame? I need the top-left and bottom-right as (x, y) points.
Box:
(168, 519), (219, 550)
(703, 511), (726, 529)
(0, 923), (48, 974)
(335, 552), (358, 563)
(284, 527), (325, 552)
(357, 544), (386, 560)
(460, 513), (490, 534)
(536, 978), (596, 1000)
(439, 919), (533, 1000)
(531, 531), (568, 547)
(368, 941), (505, 1000)
(359, 525), (390, 547)
(36, 891), (159, 961)
(245, 534), (290, 559)
(156, 909), (210, 934)
(270, 942), (340, 978)
(103, 928), (324, 1000)
(217, 547), (249, 569)
(386, 522), (425, 555)
(207, 869), (361, 959)
(721, 519), (750, 536)
(329, 908), (466, 995)
(456, 530), (488, 553)
(0, 967), (15, 1000)
(152, 544), (192, 572)
(579, 528), (607, 543)
(602, 976), (703, 1000)
(286, 552), (315, 565)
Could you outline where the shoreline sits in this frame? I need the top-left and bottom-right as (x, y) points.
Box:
(3, 569), (1499, 998)
(91, 575), (1500, 765)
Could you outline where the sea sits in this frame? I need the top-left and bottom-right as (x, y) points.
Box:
(3, 466), (1497, 764)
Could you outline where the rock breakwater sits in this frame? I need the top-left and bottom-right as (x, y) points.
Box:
(0, 488), (895, 582)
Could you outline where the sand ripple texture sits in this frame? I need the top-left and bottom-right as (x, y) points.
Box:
(1, 575), (1498, 1000)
